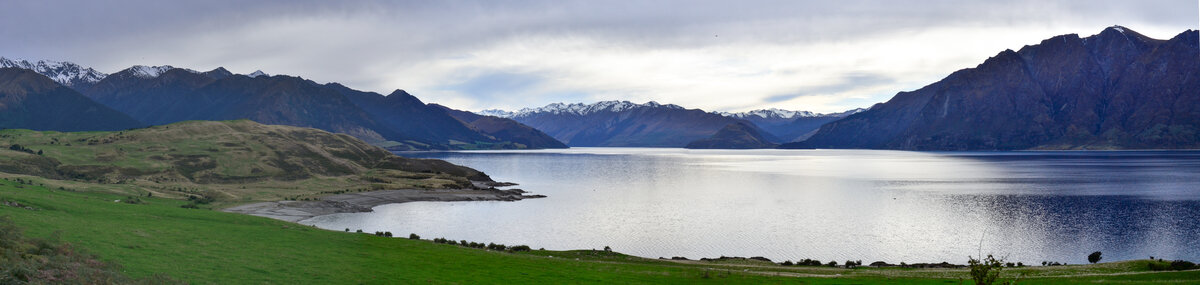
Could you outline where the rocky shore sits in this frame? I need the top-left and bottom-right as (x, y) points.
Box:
(223, 182), (543, 222)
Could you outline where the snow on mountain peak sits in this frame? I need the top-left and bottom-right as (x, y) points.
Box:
(479, 101), (685, 118)
(0, 57), (108, 87)
(720, 108), (817, 119)
(127, 65), (183, 79)
(478, 109), (516, 118)
(247, 70), (268, 78)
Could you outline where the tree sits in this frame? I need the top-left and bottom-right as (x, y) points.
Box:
(1088, 251), (1102, 264)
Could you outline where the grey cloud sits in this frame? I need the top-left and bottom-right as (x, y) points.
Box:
(764, 73), (897, 103)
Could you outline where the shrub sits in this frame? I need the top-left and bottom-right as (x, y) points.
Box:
(968, 254), (1008, 285)
(460, 240), (468, 246)
(827, 261), (838, 267)
(511, 245), (532, 252)
(356, 229), (363, 233)
(603, 246), (612, 252)
(384, 231), (393, 237)
(408, 233), (420, 239)
(781, 260), (794, 266)
(180, 203), (199, 209)
(1088, 251), (1102, 264)
(1171, 260), (1197, 271)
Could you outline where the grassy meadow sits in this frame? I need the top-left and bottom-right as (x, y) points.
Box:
(2, 179), (1198, 284)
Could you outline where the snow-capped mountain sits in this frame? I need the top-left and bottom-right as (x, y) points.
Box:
(720, 108), (818, 119)
(477, 109), (515, 118)
(127, 65), (194, 79)
(719, 107), (869, 119)
(247, 70), (268, 78)
(484, 100), (685, 118)
(0, 57), (107, 89)
(478, 100), (769, 147)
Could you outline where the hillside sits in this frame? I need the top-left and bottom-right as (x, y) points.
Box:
(787, 27), (1200, 150)
(685, 122), (779, 149)
(495, 101), (775, 147)
(0, 120), (491, 202)
(432, 104), (568, 149)
(0, 68), (143, 132)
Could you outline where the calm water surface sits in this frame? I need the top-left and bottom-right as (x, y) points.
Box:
(300, 148), (1200, 264)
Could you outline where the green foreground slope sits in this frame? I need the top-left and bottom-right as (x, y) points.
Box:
(2, 180), (1198, 284)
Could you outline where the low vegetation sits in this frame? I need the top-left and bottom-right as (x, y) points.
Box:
(0, 120), (490, 206)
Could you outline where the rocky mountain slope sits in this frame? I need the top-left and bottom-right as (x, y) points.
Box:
(786, 26), (1200, 150)
(0, 68), (142, 132)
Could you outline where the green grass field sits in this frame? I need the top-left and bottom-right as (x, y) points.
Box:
(2, 179), (1198, 284)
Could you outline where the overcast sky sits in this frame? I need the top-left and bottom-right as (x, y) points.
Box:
(2, 0), (1196, 113)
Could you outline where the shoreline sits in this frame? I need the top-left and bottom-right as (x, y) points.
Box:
(222, 183), (543, 222)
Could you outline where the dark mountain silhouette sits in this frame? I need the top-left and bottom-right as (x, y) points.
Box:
(79, 66), (544, 150)
(501, 101), (776, 147)
(785, 26), (1200, 150)
(431, 104), (568, 149)
(0, 68), (142, 132)
(83, 67), (219, 125)
(685, 122), (778, 149)
(328, 85), (498, 149)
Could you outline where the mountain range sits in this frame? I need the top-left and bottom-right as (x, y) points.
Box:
(0, 68), (142, 132)
(481, 102), (860, 147)
(0, 61), (568, 150)
(785, 26), (1200, 150)
(2, 26), (1194, 151)
(482, 101), (780, 147)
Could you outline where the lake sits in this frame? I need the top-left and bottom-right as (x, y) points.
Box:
(299, 148), (1200, 265)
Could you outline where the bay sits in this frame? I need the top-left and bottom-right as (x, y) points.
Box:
(300, 148), (1200, 265)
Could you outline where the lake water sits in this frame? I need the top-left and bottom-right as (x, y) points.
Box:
(300, 148), (1200, 265)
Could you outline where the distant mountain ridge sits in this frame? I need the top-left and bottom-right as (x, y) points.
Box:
(685, 122), (779, 149)
(787, 26), (1200, 150)
(482, 102), (863, 146)
(481, 100), (685, 118)
(0, 59), (562, 150)
(483, 101), (784, 147)
(0, 57), (107, 90)
(0, 68), (143, 132)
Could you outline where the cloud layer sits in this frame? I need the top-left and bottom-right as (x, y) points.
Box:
(2, 0), (1196, 113)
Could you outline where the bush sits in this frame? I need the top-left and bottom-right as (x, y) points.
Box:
(408, 233), (420, 240)
(1088, 251), (1102, 264)
(827, 261), (838, 267)
(603, 246), (612, 252)
(1171, 260), (1197, 271)
(180, 203), (199, 209)
(511, 245), (532, 252)
(968, 254), (1009, 285)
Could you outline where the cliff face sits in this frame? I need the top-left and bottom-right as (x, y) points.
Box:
(787, 27), (1200, 150)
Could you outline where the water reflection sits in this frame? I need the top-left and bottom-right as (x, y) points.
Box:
(300, 149), (1200, 264)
